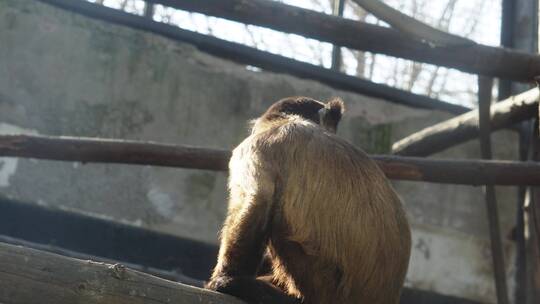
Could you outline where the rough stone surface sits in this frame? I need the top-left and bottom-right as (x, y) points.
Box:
(0, 1), (521, 303)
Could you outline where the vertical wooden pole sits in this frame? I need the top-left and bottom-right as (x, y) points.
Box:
(330, 0), (345, 71)
(498, 0), (514, 100)
(516, 123), (532, 304)
(528, 122), (540, 304)
(144, 1), (154, 19)
(478, 76), (509, 304)
(499, 0), (538, 302)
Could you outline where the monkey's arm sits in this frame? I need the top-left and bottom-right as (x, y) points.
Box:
(209, 191), (273, 280)
(205, 164), (299, 304)
(206, 193), (298, 303)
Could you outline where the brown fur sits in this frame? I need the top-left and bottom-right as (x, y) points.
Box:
(206, 97), (411, 304)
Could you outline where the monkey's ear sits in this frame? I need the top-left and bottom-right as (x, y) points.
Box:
(326, 97), (345, 116)
(319, 97), (345, 133)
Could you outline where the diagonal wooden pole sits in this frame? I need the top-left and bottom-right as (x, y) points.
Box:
(392, 88), (539, 156)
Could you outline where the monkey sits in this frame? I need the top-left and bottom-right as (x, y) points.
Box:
(205, 96), (411, 304)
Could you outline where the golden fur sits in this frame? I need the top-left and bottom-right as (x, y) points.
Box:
(206, 97), (411, 304)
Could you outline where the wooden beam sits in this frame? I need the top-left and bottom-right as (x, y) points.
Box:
(145, 0), (540, 82)
(392, 88), (539, 156)
(37, 0), (468, 115)
(0, 241), (244, 304)
(1, 134), (540, 186)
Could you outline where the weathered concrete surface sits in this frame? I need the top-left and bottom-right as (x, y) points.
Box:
(0, 0), (521, 303)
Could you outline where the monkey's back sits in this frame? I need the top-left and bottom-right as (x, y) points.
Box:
(257, 119), (411, 304)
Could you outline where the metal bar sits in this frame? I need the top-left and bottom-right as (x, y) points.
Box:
(478, 76), (510, 304)
(37, 0), (469, 114)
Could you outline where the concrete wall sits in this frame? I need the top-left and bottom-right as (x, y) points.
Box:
(0, 0), (521, 302)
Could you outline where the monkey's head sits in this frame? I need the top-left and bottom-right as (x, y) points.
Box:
(254, 97), (345, 134)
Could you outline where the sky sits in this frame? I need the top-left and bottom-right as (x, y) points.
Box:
(87, 0), (504, 106)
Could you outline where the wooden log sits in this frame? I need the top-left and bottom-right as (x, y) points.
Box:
(0, 134), (231, 171)
(392, 88), (539, 156)
(349, 0), (471, 46)
(1, 134), (540, 186)
(0, 241), (244, 304)
(0, 230), (487, 304)
(0, 234), (204, 287)
(145, 0), (540, 82)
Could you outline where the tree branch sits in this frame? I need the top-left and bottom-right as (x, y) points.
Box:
(0, 241), (244, 304)
(1, 134), (540, 186)
(392, 88), (539, 156)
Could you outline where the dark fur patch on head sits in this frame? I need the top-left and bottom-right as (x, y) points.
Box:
(261, 97), (325, 125)
(259, 97), (346, 133)
(319, 97), (345, 133)
(324, 97), (345, 123)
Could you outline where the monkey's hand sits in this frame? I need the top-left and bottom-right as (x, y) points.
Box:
(205, 275), (236, 293)
(205, 276), (301, 304)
